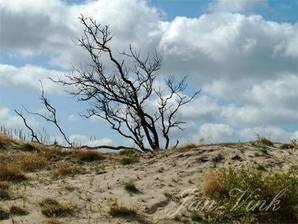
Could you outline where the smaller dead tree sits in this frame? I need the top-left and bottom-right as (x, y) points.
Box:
(14, 109), (41, 144)
(15, 84), (72, 147)
(15, 87), (135, 151)
(52, 16), (200, 152)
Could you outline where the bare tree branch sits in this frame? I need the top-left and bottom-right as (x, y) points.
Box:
(14, 109), (41, 143)
(23, 84), (73, 147)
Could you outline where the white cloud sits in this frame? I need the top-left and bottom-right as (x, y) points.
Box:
(0, 0), (73, 56)
(179, 95), (220, 120)
(208, 0), (267, 13)
(159, 13), (298, 83)
(198, 123), (234, 143)
(0, 107), (23, 129)
(1, 0), (298, 83)
(248, 74), (298, 110)
(0, 64), (64, 93)
(0, 106), (40, 141)
(239, 126), (292, 142)
(67, 114), (78, 122)
(69, 134), (113, 147)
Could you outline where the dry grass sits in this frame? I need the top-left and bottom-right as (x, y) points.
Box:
(41, 148), (70, 161)
(54, 162), (81, 177)
(202, 171), (226, 196)
(201, 168), (298, 223)
(15, 154), (49, 172)
(0, 164), (27, 182)
(19, 143), (41, 152)
(109, 201), (149, 223)
(109, 203), (137, 218)
(0, 181), (9, 190)
(120, 155), (139, 165)
(279, 143), (294, 149)
(40, 198), (76, 218)
(41, 219), (64, 224)
(72, 149), (105, 162)
(255, 136), (274, 147)
(0, 134), (10, 147)
(9, 205), (29, 216)
(119, 149), (139, 157)
(124, 180), (140, 194)
(177, 144), (197, 151)
(0, 182), (10, 200)
(0, 207), (9, 220)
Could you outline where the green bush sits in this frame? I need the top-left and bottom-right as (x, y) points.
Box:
(201, 168), (298, 223)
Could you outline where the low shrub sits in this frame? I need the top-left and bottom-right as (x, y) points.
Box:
(72, 150), (104, 162)
(16, 154), (49, 172)
(0, 134), (10, 148)
(109, 204), (137, 218)
(0, 207), (9, 220)
(255, 136), (274, 147)
(19, 143), (40, 152)
(41, 219), (64, 224)
(54, 162), (81, 177)
(0, 187), (10, 201)
(279, 143), (294, 149)
(200, 168), (298, 223)
(124, 180), (140, 194)
(9, 206), (29, 216)
(40, 198), (75, 218)
(0, 164), (27, 182)
(119, 149), (139, 157)
(120, 156), (138, 165)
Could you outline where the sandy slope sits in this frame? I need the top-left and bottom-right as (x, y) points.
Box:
(1, 143), (297, 224)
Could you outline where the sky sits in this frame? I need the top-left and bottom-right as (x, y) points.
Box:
(0, 0), (298, 147)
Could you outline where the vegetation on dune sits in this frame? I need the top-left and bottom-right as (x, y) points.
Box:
(123, 180), (141, 194)
(109, 202), (139, 220)
(40, 198), (76, 218)
(53, 162), (83, 177)
(0, 164), (27, 182)
(120, 155), (139, 165)
(9, 205), (29, 216)
(200, 168), (298, 223)
(1, 129), (298, 223)
(71, 149), (105, 162)
(254, 135), (274, 147)
(0, 207), (10, 220)
(0, 181), (10, 201)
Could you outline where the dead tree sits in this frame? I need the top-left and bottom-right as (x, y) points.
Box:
(15, 88), (136, 151)
(14, 109), (41, 143)
(15, 85), (72, 147)
(53, 16), (200, 152)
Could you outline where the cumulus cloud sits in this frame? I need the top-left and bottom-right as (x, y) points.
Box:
(0, 107), (23, 129)
(0, 0), (161, 68)
(1, 0), (298, 83)
(0, 64), (64, 93)
(0, 106), (40, 141)
(0, 0), (73, 55)
(239, 126), (292, 142)
(198, 123), (235, 143)
(159, 13), (298, 83)
(69, 134), (113, 147)
(208, 0), (267, 13)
